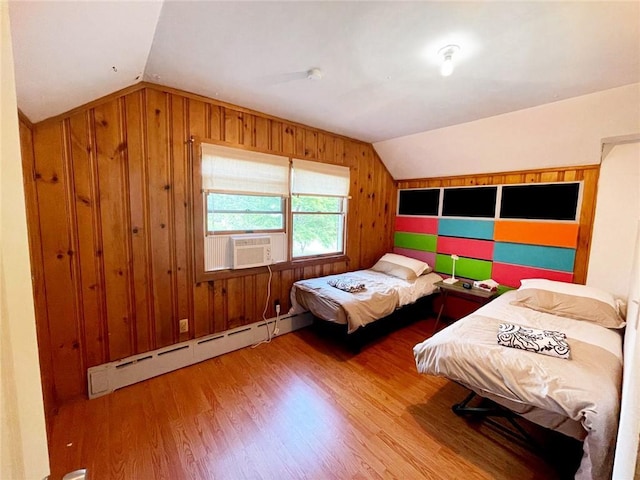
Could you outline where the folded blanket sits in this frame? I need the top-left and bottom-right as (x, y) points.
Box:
(327, 277), (366, 293)
(497, 323), (570, 359)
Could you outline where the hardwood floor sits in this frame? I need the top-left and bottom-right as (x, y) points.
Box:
(48, 318), (581, 480)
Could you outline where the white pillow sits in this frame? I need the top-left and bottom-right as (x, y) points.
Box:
(371, 253), (429, 280)
(518, 279), (619, 313)
(514, 278), (625, 329)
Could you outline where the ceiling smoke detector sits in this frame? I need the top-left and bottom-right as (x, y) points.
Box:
(307, 68), (323, 80)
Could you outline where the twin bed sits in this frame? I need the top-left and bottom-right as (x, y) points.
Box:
(289, 253), (443, 334)
(290, 253), (625, 479)
(413, 279), (625, 480)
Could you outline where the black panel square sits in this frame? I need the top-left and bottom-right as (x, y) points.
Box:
(398, 189), (439, 216)
(442, 187), (497, 218)
(500, 183), (580, 220)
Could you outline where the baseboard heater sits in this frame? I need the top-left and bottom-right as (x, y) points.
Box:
(87, 312), (313, 399)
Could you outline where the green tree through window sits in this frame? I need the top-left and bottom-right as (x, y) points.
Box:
(207, 193), (284, 233)
(292, 196), (344, 257)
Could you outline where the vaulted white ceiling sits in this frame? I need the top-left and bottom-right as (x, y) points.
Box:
(9, 1), (640, 146)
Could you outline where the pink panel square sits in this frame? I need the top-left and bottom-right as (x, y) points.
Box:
(492, 262), (574, 288)
(437, 236), (494, 261)
(392, 248), (436, 268)
(394, 216), (438, 235)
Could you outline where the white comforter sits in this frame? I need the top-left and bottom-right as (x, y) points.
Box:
(413, 291), (623, 480)
(290, 270), (442, 333)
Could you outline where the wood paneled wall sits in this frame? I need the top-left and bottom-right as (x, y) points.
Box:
(396, 165), (600, 285)
(21, 84), (396, 406)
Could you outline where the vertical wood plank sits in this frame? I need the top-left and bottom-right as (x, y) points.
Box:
(317, 132), (328, 162)
(574, 167), (599, 284)
(68, 112), (107, 367)
(33, 121), (85, 400)
(124, 91), (154, 354)
(226, 277), (245, 329)
(255, 117), (270, 151)
(243, 275), (257, 324)
(282, 124), (295, 155)
(170, 94), (193, 342)
(212, 280), (227, 332)
(270, 121), (282, 154)
(208, 104), (223, 142)
(93, 100), (134, 361)
(344, 140), (361, 270)
(145, 89), (175, 348)
(279, 269), (294, 313)
(224, 108), (243, 145)
(188, 99), (209, 337)
(333, 137), (343, 165)
(540, 171), (560, 182)
(504, 174), (524, 184)
(359, 145), (379, 268)
(304, 129), (318, 159)
(243, 113), (255, 147)
(20, 119), (59, 421)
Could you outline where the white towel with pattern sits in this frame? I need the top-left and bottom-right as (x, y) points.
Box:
(497, 323), (570, 359)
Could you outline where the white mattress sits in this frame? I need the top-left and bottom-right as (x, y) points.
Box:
(290, 270), (443, 333)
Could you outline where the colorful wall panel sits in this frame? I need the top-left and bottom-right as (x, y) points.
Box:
(438, 218), (494, 240)
(493, 242), (576, 272)
(494, 221), (579, 248)
(393, 247), (436, 267)
(393, 232), (437, 252)
(436, 236), (494, 261)
(394, 182), (582, 288)
(394, 216), (438, 235)
(492, 263), (574, 287)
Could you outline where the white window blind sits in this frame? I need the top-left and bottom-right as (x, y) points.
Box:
(201, 143), (289, 196)
(291, 159), (350, 197)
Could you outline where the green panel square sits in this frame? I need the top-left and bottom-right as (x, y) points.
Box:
(435, 254), (492, 281)
(394, 232), (436, 252)
(497, 285), (514, 295)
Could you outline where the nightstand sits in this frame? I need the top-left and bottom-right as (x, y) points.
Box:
(433, 280), (498, 333)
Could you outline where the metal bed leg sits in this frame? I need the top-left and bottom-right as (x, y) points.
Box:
(451, 391), (543, 453)
(452, 391), (477, 412)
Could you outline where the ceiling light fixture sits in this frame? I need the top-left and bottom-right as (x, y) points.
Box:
(438, 45), (460, 77)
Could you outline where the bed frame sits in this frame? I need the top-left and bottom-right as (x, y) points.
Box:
(309, 294), (436, 352)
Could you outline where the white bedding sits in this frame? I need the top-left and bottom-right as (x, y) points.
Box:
(290, 270), (443, 333)
(413, 291), (623, 480)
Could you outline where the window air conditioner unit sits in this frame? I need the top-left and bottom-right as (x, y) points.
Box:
(231, 236), (272, 269)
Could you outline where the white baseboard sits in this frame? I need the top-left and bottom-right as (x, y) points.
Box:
(87, 313), (313, 399)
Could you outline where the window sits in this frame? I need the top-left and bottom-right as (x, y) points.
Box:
(201, 143), (289, 236)
(291, 159), (350, 259)
(199, 143), (350, 272)
(292, 195), (345, 257)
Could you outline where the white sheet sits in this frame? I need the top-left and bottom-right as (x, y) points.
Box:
(413, 291), (623, 480)
(290, 270), (442, 333)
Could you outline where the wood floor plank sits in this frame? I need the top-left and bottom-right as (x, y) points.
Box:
(48, 318), (580, 479)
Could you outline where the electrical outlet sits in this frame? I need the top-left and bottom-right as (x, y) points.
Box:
(179, 318), (189, 333)
(274, 299), (281, 316)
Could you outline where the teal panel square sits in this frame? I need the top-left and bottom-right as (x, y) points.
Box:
(438, 219), (495, 240)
